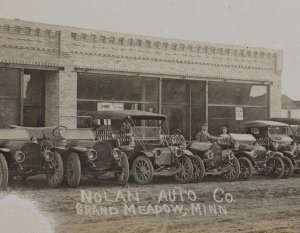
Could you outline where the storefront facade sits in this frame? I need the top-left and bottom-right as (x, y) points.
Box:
(0, 18), (282, 139)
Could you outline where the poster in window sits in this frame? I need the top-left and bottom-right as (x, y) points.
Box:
(235, 107), (244, 120)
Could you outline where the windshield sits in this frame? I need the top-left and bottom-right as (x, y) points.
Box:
(268, 126), (288, 136)
(130, 119), (163, 141)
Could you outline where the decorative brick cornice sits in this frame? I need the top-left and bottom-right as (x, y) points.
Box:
(0, 59), (59, 67)
(0, 24), (60, 39)
(70, 32), (277, 60)
(0, 43), (58, 52)
(70, 49), (273, 71)
(75, 64), (275, 83)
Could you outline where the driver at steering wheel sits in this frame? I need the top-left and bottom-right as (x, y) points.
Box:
(196, 123), (219, 143)
(171, 129), (186, 146)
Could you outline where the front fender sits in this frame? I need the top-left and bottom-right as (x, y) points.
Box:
(273, 151), (284, 158)
(72, 146), (89, 153)
(182, 149), (193, 156)
(139, 151), (155, 158)
(0, 148), (11, 153)
(240, 151), (254, 158)
(282, 151), (295, 158)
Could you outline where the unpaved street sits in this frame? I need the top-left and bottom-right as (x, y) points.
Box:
(2, 175), (300, 233)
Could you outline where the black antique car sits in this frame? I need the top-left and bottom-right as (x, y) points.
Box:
(0, 128), (64, 189)
(79, 110), (204, 185)
(245, 120), (294, 178)
(219, 133), (285, 179)
(50, 126), (129, 187)
(187, 140), (240, 182)
(269, 117), (300, 173)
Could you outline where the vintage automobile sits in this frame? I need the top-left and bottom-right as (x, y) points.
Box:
(0, 127), (64, 189)
(268, 117), (300, 173)
(245, 120), (294, 178)
(187, 139), (240, 182)
(50, 126), (129, 187)
(219, 133), (285, 179)
(79, 110), (205, 185)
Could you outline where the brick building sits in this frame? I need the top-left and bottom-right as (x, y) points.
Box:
(0, 18), (283, 139)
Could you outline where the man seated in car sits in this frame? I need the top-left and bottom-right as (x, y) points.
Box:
(171, 129), (186, 146)
(196, 123), (219, 143)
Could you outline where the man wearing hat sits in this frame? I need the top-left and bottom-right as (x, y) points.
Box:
(171, 129), (186, 146)
(195, 123), (218, 142)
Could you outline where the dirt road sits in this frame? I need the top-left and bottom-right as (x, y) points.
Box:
(1, 175), (300, 233)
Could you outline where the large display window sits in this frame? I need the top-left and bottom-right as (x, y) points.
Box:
(77, 73), (158, 113)
(0, 68), (45, 128)
(0, 68), (20, 128)
(208, 82), (268, 134)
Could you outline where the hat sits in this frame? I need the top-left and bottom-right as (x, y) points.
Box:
(174, 128), (181, 134)
(201, 123), (208, 127)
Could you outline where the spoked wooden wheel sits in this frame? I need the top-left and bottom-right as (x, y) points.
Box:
(223, 157), (240, 182)
(132, 156), (154, 185)
(173, 156), (193, 183)
(282, 156), (294, 179)
(0, 153), (8, 190)
(190, 155), (205, 183)
(238, 157), (253, 181)
(46, 151), (64, 188)
(67, 152), (81, 187)
(267, 157), (285, 179)
(115, 152), (129, 186)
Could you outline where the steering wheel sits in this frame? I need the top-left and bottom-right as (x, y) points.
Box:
(52, 126), (68, 137)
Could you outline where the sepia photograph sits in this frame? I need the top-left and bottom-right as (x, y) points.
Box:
(0, 0), (300, 232)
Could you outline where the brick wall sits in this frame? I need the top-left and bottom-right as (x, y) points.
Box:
(0, 18), (284, 125)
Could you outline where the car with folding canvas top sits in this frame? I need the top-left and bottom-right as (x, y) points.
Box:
(79, 110), (205, 184)
(50, 126), (129, 187)
(245, 120), (295, 178)
(219, 133), (285, 179)
(268, 117), (300, 173)
(0, 127), (64, 189)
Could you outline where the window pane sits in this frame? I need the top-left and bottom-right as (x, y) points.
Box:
(208, 106), (268, 135)
(0, 68), (20, 128)
(78, 74), (158, 103)
(23, 70), (46, 127)
(0, 68), (20, 97)
(208, 82), (268, 106)
(162, 79), (188, 104)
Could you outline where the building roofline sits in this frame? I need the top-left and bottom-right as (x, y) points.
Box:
(0, 17), (282, 55)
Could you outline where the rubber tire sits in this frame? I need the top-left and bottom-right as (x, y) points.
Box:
(0, 153), (8, 190)
(190, 155), (205, 183)
(174, 156), (193, 184)
(47, 151), (64, 188)
(132, 156), (154, 185)
(67, 152), (81, 188)
(115, 152), (130, 186)
(282, 156), (294, 179)
(223, 156), (240, 182)
(268, 157), (285, 179)
(238, 157), (253, 181)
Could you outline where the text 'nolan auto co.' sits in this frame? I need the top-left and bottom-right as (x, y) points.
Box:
(0, 108), (300, 190)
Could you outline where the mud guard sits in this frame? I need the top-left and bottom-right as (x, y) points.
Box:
(0, 148), (10, 153)
(182, 149), (193, 156)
